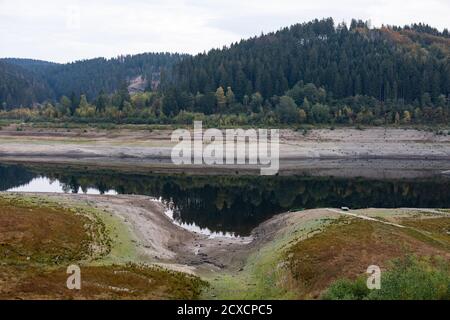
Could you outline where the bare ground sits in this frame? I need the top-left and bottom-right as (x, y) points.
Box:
(1, 125), (450, 178)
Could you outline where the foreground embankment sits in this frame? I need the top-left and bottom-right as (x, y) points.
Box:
(1, 192), (449, 299)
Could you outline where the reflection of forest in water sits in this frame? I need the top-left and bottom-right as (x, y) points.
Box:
(1, 163), (450, 236)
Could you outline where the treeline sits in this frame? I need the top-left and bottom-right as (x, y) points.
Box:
(0, 53), (185, 107)
(170, 18), (449, 104)
(0, 61), (53, 107)
(37, 53), (185, 99)
(173, 18), (450, 103)
(1, 81), (449, 126)
(1, 18), (449, 126)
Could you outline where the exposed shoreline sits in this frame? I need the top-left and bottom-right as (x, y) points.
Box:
(1, 191), (449, 299)
(1, 125), (450, 178)
(0, 192), (270, 275)
(3, 192), (448, 277)
(0, 192), (356, 276)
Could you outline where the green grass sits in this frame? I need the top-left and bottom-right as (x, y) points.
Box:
(93, 208), (139, 264)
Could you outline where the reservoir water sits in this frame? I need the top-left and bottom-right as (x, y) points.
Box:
(1, 162), (449, 236)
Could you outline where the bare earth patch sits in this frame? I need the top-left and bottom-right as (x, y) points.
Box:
(0, 126), (449, 177)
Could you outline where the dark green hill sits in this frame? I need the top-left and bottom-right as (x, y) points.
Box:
(170, 18), (449, 104)
(0, 61), (53, 108)
(1, 53), (186, 107)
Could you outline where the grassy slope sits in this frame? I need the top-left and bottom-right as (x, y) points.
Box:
(0, 194), (206, 300)
(285, 216), (449, 299)
(205, 209), (450, 300)
(1, 193), (449, 300)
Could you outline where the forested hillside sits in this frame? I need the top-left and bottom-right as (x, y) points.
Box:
(158, 19), (450, 125)
(1, 18), (449, 126)
(1, 53), (185, 108)
(0, 61), (53, 107)
(170, 18), (449, 103)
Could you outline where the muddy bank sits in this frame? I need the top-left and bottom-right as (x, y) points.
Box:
(1, 126), (450, 178)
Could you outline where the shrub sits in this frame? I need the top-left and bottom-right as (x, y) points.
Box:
(322, 277), (370, 300)
(322, 256), (450, 300)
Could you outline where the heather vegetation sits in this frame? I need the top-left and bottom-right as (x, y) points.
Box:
(323, 256), (450, 300)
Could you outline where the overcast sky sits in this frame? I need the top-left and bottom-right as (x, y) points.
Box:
(1, 0), (449, 63)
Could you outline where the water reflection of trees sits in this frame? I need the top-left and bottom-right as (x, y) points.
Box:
(1, 164), (450, 236)
(31, 171), (450, 235)
(0, 164), (35, 190)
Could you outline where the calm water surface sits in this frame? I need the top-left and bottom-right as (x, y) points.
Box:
(1, 163), (449, 236)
